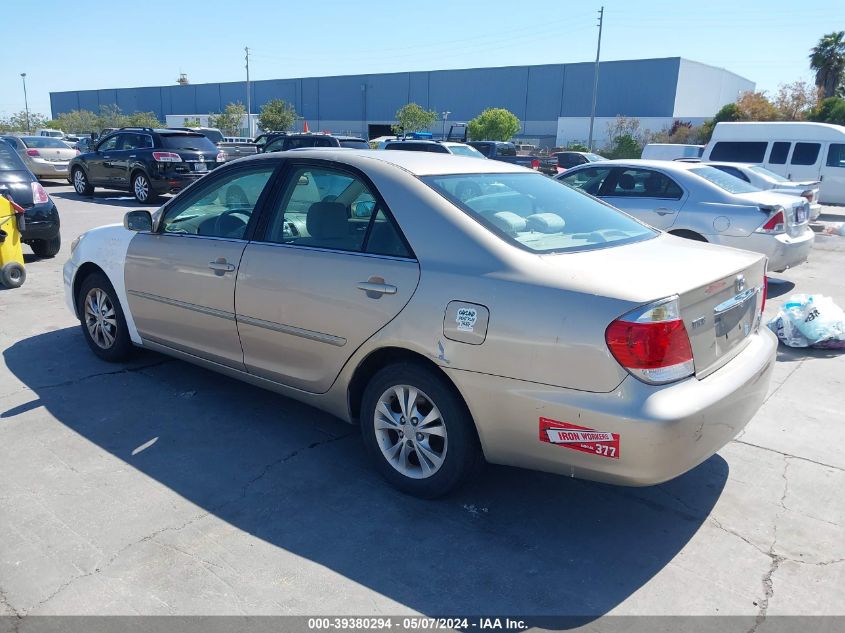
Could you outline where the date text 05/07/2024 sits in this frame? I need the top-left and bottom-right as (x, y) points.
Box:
(307, 617), (529, 630)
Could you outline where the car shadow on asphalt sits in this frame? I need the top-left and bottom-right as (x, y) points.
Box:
(50, 190), (167, 209)
(2, 327), (729, 623)
(776, 344), (845, 362)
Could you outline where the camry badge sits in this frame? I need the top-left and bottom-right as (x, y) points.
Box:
(735, 274), (746, 293)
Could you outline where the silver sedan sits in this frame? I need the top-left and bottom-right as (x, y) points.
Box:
(556, 159), (815, 272)
(64, 150), (776, 497)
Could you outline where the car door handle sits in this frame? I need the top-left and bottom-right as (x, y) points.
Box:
(208, 260), (235, 273)
(655, 207), (675, 215)
(357, 281), (397, 296)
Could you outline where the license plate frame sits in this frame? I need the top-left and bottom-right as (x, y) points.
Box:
(795, 206), (808, 224)
(193, 162), (208, 173)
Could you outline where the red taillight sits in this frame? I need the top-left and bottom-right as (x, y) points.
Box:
(755, 209), (785, 234)
(605, 297), (694, 384)
(152, 151), (182, 163)
(75, 149), (81, 155)
(31, 182), (49, 205)
(531, 159), (540, 169)
(26, 149), (40, 157)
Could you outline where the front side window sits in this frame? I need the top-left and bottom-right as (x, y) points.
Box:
(827, 143), (845, 168)
(790, 142), (821, 166)
(160, 166), (275, 239)
(262, 166), (410, 256)
(710, 141), (767, 163)
(602, 168), (683, 199)
(97, 136), (119, 151)
(425, 172), (656, 254)
(768, 141), (790, 164)
(558, 167), (612, 197)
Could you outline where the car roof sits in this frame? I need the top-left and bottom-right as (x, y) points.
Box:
(234, 148), (527, 176)
(575, 159), (704, 171)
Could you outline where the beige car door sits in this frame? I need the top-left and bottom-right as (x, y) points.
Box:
(124, 163), (278, 368)
(236, 162), (420, 393)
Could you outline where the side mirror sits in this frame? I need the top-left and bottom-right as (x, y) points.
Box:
(124, 210), (153, 232)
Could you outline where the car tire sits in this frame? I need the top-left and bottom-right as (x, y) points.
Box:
(0, 262), (26, 289)
(132, 172), (158, 204)
(71, 167), (94, 196)
(360, 362), (483, 498)
(77, 272), (134, 362)
(669, 229), (707, 242)
(30, 234), (61, 258)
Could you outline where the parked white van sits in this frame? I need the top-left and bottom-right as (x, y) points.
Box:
(701, 122), (845, 204)
(641, 143), (704, 161)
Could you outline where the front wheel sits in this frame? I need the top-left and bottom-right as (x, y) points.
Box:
(72, 167), (94, 196)
(77, 273), (134, 362)
(132, 172), (158, 204)
(360, 362), (482, 498)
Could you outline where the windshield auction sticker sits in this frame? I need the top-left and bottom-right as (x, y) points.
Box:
(539, 417), (620, 459)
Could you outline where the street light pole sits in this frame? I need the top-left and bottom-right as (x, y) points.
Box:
(244, 46), (252, 138)
(20, 73), (30, 133)
(587, 6), (604, 151)
(441, 111), (450, 140)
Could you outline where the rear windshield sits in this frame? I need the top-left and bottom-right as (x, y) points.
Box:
(690, 166), (760, 194)
(422, 172), (656, 254)
(748, 165), (790, 182)
(447, 144), (485, 158)
(22, 137), (69, 149)
(0, 141), (26, 170)
(196, 129), (224, 144)
(161, 134), (218, 152)
(495, 144), (517, 156)
(339, 140), (370, 149)
(585, 153), (606, 162)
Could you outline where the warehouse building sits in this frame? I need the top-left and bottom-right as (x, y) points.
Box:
(50, 57), (753, 148)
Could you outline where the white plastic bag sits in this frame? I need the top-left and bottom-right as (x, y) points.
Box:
(767, 294), (845, 349)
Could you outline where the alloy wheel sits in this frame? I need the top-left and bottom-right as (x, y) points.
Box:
(84, 288), (117, 349)
(374, 385), (448, 479)
(73, 170), (87, 193)
(134, 175), (149, 202)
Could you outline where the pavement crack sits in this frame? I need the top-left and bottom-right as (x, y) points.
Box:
(731, 439), (845, 472)
(747, 553), (785, 633)
(14, 360), (173, 397)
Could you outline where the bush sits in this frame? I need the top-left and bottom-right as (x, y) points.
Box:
(467, 108), (521, 141)
(809, 96), (845, 124)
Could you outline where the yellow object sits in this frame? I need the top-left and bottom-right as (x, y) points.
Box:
(0, 195), (26, 288)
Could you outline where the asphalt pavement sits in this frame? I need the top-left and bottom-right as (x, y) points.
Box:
(0, 184), (843, 626)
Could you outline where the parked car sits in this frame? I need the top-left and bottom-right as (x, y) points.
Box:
(64, 149), (775, 497)
(68, 127), (224, 203)
(0, 139), (61, 257)
(556, 159), (814, 272)
(383, 139), (485, 157)
(554, 150), (608, 174)
(706, 162), (822, 221)
(36, 128), (65, 139)
(73, 136), (96, 153)
(467, 141), (557, 175)
(701, 121), (845, 204)
(253, 131), (288, 152)
(641, 144), (704, 161)
(0, 135), (79, 181)
(171, 127), (257, 161)
(263, 133), (370, 152)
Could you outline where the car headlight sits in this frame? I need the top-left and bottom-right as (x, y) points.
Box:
(70, 233), (84, 254)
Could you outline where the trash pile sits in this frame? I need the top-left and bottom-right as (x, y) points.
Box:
(768, 294), (845, 349)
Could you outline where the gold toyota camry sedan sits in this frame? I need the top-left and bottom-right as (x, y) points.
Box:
(64, 149), (777, 497)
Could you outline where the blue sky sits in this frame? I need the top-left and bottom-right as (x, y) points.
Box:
(2, 0), (839, 117)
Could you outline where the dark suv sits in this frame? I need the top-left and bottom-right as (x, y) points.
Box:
(262, 133), (369, 153)
(68, 128), (224, 203)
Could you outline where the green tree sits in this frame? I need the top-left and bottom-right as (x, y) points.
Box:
(98, 104), (129, 130)
(809, 96), (845, 125)
(125, 111), (163, 128)
(774, 80), (820, 120)
(466, 107), (521, 141)
(51, 109), (101, 133)
(182, 117), (202, 128)
(0, 110), (46, 133)
(603, 116), (645, 159)
(810, 31), (845, 99)
(566, 142), (590, 152)
(258, 99), (297, 132)
(392, 102), (437, 135)
(699, 102), (742, 142)
(209, 102), (246, 136)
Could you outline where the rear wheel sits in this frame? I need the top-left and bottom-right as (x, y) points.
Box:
(132, 172), (158, 204)
(77, 273), (134, 362)
(360, 362), (482, 498)
(30, 235), (61, 258)
(72, 167), (94, 196)
(669, 229), (707, 242)
(0, 262), (25, 288)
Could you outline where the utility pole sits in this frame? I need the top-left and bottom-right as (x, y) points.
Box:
(587, 6), (603, 151)
(20, 73), (30, 133)
(245, 46), (252, 138)
(441, 111), (450, 140)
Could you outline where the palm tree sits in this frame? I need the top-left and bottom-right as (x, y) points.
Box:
(810, 31), (845, 99)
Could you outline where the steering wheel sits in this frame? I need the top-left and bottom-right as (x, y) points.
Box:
(213, 209), (250, 238)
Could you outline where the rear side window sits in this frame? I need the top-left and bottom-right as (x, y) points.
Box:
(768, 142), (790, 164)
(495, 144), (517, 157)
(603, 168), (684, 200)
(790, 142), (820, 166)
(712, 165), (750, 182)
(0, 141), (26, 170)
(161, 134), (218, 152)
(827, 144), (845, 168)
(710, 141), (768, 163)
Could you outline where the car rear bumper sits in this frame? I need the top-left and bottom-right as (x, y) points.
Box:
(28, 159), (70, 178)
(739, 228), (815, 272)
(21, 203), (60, 241)
(445, 327), (776, 486)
